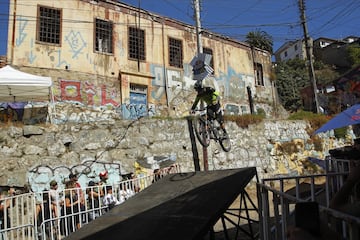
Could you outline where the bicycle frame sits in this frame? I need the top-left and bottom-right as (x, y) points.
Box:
(192, 109), (231, 152)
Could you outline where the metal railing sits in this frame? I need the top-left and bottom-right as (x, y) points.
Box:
(257, 157), (360, 240)
(0, 164), (181, 240)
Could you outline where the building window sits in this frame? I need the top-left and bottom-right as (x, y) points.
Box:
(294, 44), (298, 51)
(128, 27), (145, 60)
(284, 51), (288, 57)
(37, 6), (61, 44)
(203, 47), (214, 74)
(95, 18), (113, 54)
(169, 37), (183, 68)
(255, 63), (264, 86)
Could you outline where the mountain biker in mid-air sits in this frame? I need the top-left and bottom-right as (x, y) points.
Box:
(190, 80), (227, 134)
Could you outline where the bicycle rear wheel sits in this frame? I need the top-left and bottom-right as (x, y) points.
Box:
(218, 129), (231, 152)
(193, 117), (210, 147)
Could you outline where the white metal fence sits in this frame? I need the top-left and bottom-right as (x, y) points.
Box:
(4, 159), (359, 240)
(257, 157), (360, 240)
(0, 164), (180, 240)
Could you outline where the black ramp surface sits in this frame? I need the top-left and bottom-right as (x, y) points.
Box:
(65, 167), (257, 240)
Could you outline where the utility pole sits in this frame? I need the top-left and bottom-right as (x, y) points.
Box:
(298, 0), (320, 113)
(193, 0), (203, 54)
(193, 0), (208, 171)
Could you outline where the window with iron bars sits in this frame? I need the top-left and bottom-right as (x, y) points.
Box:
(128, 27), (145, 61)
(95, 18), (113, 54)
(255, 63), (264, 86)
(203, 47), (214, 74)
(169, 37), (183, 68)
(37, 6), (61, 45)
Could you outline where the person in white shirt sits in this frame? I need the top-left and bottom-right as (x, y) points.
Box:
(102, 186), (120, 211)
(49, 180), (63, 218)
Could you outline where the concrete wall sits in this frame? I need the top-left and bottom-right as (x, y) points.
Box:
(0, 106), (350, 193)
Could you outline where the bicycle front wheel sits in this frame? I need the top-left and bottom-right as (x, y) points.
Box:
(218, 129), (231, 152)
(193, 117), (211, 147)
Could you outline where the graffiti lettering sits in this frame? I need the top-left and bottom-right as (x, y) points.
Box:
(101, 85), (120, 107)
(60, 80), (82, 102)
(85, 81), (96, 105)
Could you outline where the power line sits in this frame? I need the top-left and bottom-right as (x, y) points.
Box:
(1, 0), (358, 52)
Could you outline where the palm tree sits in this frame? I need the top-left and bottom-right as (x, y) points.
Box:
(245, 29), (273, 54)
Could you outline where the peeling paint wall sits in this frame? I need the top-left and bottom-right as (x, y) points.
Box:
(8, 0), (274, 119)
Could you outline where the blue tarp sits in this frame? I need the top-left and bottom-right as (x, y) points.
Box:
(314, 104), (360, 134)
(307, 157), (326, 169)
(0, 102), (27, 120)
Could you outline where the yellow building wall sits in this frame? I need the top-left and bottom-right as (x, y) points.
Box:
(7, 0), (273, 118)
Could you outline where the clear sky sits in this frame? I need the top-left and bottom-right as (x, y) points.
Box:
(0, 0), (359, 56)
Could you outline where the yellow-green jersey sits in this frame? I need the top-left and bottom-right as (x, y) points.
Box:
(191, 88), (220, 110)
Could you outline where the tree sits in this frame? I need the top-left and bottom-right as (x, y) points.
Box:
(313, 61), (340, 86)
(245, 29), (273, 54)
(275, 59), (341, 112)
(347, 43), (360, 68)
(275, 59), (309, 112)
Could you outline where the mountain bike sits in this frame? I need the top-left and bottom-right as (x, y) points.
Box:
(192, 108), (231, 152)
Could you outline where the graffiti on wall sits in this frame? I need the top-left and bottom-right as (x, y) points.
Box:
(217, 67), (250, 100)
(14, 16), (259, 118)
(65, 30), (87, 59)
(224, 103), (249, 115)
(16, 16), (28, 47)
(59, 79), (120, 107)
(150, 63), (195, 102)
(27, 161), (122, 194)
(120, 97), (156, 120)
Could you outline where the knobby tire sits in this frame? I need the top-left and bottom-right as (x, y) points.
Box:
(218, 128), (231, 152)
(193, 117), (210, 147)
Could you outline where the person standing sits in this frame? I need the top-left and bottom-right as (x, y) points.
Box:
(61, 181), (81, 235)
(98, 170), (108, 197)
(68, 173), (84, 205)
(0, 187), (13, 231)
(49, 180), (63, 219)
(86, 181), (102, 221)
(102, 186), (120, 211)
(69, 173), (85, 223)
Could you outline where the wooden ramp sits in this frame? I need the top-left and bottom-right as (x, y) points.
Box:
(65, 167), (257, 240)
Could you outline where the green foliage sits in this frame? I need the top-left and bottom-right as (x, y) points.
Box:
(256, 108), (266, 117)
(314, 62), (340, 85)
(347, 43), (360, 68)
(275, 59), (309, 112)
(288, 110), (330, 135)
(334, 127), (347, 139)
(288, 110), (322, 120)
(289, 110), (348, 140)
(274, 59), (340, 112)
(311, 137), (323, 151)
(245, 29), (273, 54)
(280, 141), (301, 154)
(225, 114), (265, 128)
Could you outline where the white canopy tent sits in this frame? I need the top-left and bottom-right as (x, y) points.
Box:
(0, 65), (53, 102)
(0, 65), (55, 123)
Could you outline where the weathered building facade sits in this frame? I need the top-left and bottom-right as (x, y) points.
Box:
(7, 0), (274, 119)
